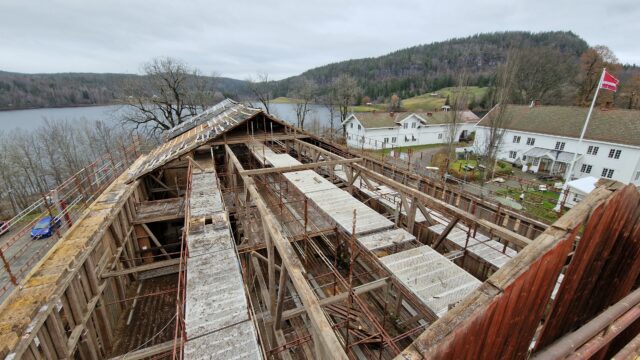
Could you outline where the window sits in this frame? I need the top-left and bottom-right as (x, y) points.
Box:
(513, 135), (521, 143)
(580, 164), (592, 174)
(403, 123), (408, 129)
(526, 137), (535, 146)
(347, 134), (351, 140)
(509, 151), (517, 159)
(412, 135), (417, 141)
(555, 141), (565, 151)
(587, 145), (599, 155)
(438, 133), (443, 139)
(533, 158), (540, 166)
(601, 168), (614, 178)
(608, 149), (622, 159)
(383, 137), (389, 144)
(411, 122), (417, 128)
(358, 125), (361, 130)
(350, 123), (353, 128)
(391, 137), (397, 143)
(635, 171), (640, 182)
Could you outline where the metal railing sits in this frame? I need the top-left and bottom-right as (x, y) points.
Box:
(0, 136), (143, 301)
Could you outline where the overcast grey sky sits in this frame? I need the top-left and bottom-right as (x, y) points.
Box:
(1, 0), (638, 79)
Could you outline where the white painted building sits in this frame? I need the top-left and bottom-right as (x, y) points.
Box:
(343, 111), (479, 150)
(563, 176), (598, 208)
(473, 105), (640, 186)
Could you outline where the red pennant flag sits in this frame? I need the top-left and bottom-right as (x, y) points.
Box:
(600, 70), (620, 92)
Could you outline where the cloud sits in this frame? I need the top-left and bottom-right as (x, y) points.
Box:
(1, 0), (638, 79)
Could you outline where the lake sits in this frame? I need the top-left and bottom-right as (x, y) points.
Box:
(0, 102), (339, 132)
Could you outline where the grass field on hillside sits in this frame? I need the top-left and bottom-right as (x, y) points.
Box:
(401, 86), (489, 111)
(272, 97), (303, 104)
(349, 86), (489, 112)
(272, 87), (489, 112)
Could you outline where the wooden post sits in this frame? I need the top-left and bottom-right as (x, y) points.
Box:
(274, 267), (288, 329)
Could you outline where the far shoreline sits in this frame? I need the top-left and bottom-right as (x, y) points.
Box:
(0, 102), (122, 112)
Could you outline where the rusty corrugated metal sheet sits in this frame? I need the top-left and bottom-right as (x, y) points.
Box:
(535, 185), (640, 351)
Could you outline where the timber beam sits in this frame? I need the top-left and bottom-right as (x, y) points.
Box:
(292, 140), (531, 249)
(239, 158), (362, 176)
(225, 144), (348, 360)
(265, 277), (390, 324)
(101, 258), (181, 278)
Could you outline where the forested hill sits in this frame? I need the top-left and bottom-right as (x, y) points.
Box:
(1, 31), (631, 110)
(0, 71), (247, 110)
(273, 31), (590, 100)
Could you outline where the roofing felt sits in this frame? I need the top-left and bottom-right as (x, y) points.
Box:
(351, 111), (479, 129)
(165, 98), (239, 140)
(126, 100), (262, 182)
(477, 105), (640, 147)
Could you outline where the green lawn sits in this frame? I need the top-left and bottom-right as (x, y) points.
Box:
(496, 188), (560, 223)
(272, 97), (303, 104)
(350, 104), (387, 112)
(450, 159), (481, 178)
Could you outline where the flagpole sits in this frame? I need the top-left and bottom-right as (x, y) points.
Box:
(555, 68), (606, 212)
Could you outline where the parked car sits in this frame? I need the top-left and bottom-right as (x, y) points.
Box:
(30, 216), (61, 239)
(0, 221), (8, 236)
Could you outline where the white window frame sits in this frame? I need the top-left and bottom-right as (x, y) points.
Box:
(601, 168), (614, 178)
(513, 135), (521, 144)
(587, 145), (599, 155)
(608, 149), (622, 159)
(509, 151), (517, 159)
(555, 141), (565, 151)
(526, 137), (535, 145)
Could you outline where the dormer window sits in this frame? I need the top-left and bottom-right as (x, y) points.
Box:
(403, 123), (408, 129)
(412, 122), (416, 128)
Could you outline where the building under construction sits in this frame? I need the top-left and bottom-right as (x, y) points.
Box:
(0, 99), (639, 359)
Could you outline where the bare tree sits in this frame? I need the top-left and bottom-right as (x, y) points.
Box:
(121, 57), (212, 134)
(576, 46), (620, 106)
(247, 73), (273, 114)
(332, 74), (360, 136)
(444, 76), (470, 161)
(389, 94), (402, 111)
(289, 77), (318, 130)
(321, 91), (339, 140)
(512, 47), (575, 104)
(479, 51), (520, 181)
